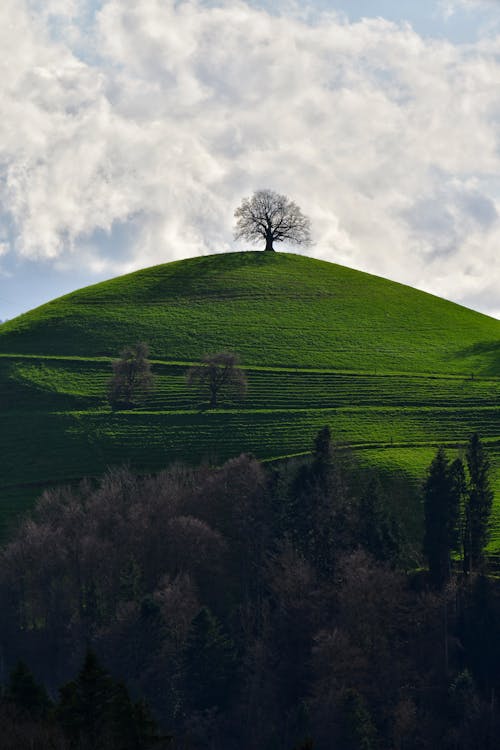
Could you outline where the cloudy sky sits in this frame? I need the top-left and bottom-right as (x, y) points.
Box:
(1, 0), (500, 319)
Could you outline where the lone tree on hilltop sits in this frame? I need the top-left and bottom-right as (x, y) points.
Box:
(187, 351), (247, 408)
(234, 189), (312, 252)
(108, 341), (153, 409)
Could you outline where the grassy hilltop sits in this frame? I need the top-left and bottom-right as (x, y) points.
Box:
(1, 251), (499, 545)
(2, 251), (500, 373)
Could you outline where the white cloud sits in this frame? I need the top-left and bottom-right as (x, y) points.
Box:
(0, 0), (500, 317)
(442, 0), (500, 11)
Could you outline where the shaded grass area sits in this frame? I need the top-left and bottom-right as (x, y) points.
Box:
(4, 357), (500, 412)
(1, 355), (499, 545)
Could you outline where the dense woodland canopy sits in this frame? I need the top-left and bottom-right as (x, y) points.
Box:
(0, 429), (498, 749)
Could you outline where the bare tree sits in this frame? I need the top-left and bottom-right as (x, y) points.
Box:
(108, 341), (153, 409)
(234, 189), (312, 252)
(186, 352), (247, 408)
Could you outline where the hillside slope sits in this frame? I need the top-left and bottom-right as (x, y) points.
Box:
(1, 252), (499, 374)
(1, 251), (499, 546)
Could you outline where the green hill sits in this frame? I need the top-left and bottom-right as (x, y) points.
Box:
(1, 251), (499, 547)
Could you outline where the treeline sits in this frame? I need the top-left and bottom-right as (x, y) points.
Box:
(0, 653), (169, 749)
(0, 430), (499, 749)
(424, 435), (494, 588)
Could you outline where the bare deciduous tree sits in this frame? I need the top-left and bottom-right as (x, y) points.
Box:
(234, 189), (312, 252)
(108, 341), (153, 409)
(186, 352), (247, 408)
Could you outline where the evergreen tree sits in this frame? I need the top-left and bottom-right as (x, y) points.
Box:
(182, 607), (236, 713)
(338, 689), (376, 750)
(447, 670), (483, 750)
(449, 458), (467, 555)
(312, 425), (333, 485)
(57, 651), (164, 749)
(57, 650), (115, 748)
(108, 682), (168, 749)
(458, 575), (500, 694)
(288, 426), (346, 576)
(3, 660), (52, 719)
(359, 476), (402, 565)
(423, 447), (460, 588)
(464, 434), (494, 573)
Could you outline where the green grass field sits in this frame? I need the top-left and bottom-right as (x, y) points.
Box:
(1, 251), (499, 547)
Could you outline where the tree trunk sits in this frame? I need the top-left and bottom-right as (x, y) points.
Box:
(264, 235), (274, 251)
(210, 384), (218, 408)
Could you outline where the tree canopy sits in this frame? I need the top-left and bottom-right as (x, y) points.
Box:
(186, 351), (247, 408)
(234, 189), (311, 251)
(108, 341), (153, 409)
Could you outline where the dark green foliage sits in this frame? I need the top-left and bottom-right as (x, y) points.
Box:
(108, 683), (167, 750)
(288, 427), (352, 577)
(446, 670), (484, 750)
(423, 447), (461, 587)
(57, 650), (165, 749)
(464, 434), (494, 572)
(182, 607), (237, 713)
(338, 689), (376, 750)
(108, 341), (153, 409)
(450, 458), (467, 556)
(458, 576), (500, 695)
(312, 425), (333, 480)
(3, 661), (52, 720)
(57, 650), (115, 747)
(359, 476), (403, 565)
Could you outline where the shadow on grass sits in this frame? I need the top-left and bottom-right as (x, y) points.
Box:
(454, 340), (500, 377)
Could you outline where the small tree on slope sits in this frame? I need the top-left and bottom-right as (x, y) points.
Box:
(186, 351), (247, 408)
(108, 342), (153, 409)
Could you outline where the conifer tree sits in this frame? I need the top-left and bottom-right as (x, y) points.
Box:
(57, 651), (164, 749)
(182, 607), (236, 713)
(108, 683), (167, 749)
(464, 433), (493, 573)
(312, 425), (333, 481)
(450, 457), (467, 554)
(359, 476), (402, 565)
(4, 661), (52, 719)
(57, 650), (115, 748)
(338, 689), (376, 750)
(423, 447), (460, 587)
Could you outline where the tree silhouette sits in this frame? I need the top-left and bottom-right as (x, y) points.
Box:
(108, 341), (153, 409)
(186, 351), (247, 408)
(4, 661), (52, 720)
(423, 447), (461, 588)
(182, 607), (236, 713)
(57, 650), (115, 748)
(464, 433), (493, 573)
(234, 189), (311, 252)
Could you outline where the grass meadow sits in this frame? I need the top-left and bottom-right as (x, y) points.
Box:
(1, 252), (499, 548)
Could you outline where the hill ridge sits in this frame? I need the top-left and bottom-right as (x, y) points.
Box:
(1, 252), (499, 376)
